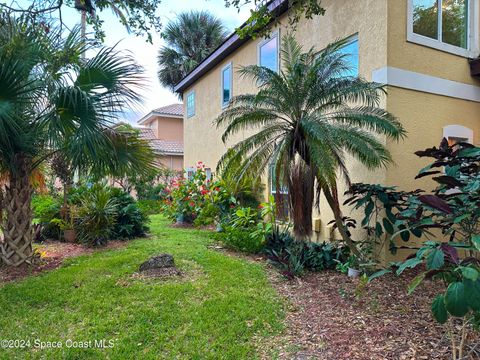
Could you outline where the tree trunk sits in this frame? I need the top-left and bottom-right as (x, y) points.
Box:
(80, 10), (87, 60)
(287, 159), (314, 239)
(0, 156), (34, 266)
(322, 185), (361, 258)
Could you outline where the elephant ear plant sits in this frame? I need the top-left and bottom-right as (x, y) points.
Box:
(368, 139), (480, 360)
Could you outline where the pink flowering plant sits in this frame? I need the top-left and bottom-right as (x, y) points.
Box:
(162, 163), (211, 223)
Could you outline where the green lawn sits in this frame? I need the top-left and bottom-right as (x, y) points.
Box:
(0, 215), (284, 359)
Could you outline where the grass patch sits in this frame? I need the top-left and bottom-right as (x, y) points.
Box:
(0, 215), (284, 359)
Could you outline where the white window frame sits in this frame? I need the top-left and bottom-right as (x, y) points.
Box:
(269, 163), (288, 195)
(205, 168), (212, 181)
(407, 0), (480, 58)
(443, 124), (474, 144)
(186, 90), (195, 118)
(257, 30), (280, 73)
(185, 167), (195, 180)
(221, 62), (233, 108)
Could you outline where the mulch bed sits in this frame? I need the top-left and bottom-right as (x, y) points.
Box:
(265, 269), (480, 360)
(0, 240), (128, 284)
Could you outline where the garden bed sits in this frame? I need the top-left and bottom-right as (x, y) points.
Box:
(263, 269), (480, 360)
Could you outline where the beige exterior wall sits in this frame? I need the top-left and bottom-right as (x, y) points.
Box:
(182, 0), (480, 253)
(387, 0), (480, 87)
(156, 155), (183, 171)
(383, 0), (480, 193)
(146, 116), (183, 142)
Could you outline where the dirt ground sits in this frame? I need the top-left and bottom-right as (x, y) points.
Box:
(264, 268), (480, 360)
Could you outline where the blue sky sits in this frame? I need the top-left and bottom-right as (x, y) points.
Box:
(3, 0), (253, 122)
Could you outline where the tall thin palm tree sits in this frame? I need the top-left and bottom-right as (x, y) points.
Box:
(215, 35), (406, 255)
(157, 11), (227, 91)
(0, 16), (155, 266)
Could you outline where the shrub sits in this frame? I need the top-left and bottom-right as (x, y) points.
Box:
(162, 164), (210, 223)
(77, 185), (118, 246)
(35, 196), (63, 240)
(31, 194), (57, 219)
(128, 167), (180, 200)
(365, 140), (480, 359)
(137, 199), (162, 215)
(264, 225), (350, 278)
(109, 187), (149, 239)
(218, 226), (265, 254)
(194, 179), (237, 227)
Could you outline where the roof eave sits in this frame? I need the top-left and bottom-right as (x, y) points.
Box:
(173, 0), (289, 94)
(138, 111), (183, 125)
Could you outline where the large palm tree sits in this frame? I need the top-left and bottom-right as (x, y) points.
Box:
(0, 16), (154, 266)
(215, 35), (406, 255)
(157, 11), (227, 91)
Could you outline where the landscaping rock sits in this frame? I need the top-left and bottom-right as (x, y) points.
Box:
(139, 254), (175, 272)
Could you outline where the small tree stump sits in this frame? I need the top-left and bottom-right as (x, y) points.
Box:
(139, 254), (175, 272)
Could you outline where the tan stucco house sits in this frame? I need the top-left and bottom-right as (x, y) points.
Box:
(174, 0), (480, 257)
(137, 104), (184, 171)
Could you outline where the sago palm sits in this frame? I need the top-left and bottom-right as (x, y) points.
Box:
(215, 35), (406, 254)
(157, 11), (227, 90)
(0, 16), (154, 266)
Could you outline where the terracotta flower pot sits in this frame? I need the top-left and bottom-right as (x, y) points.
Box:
(64, 229), (76, 243)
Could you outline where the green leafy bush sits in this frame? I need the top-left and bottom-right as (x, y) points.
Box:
(77, 185), (118, 246)
(162, 164), (210, 223)
(36, 184), (149, 245)
(31, 194), (57, 219)
(137, 199), (162, 215)
(109, 188), (149, 239)
(366, 140), (480, 358)
(217, 226), (265, 254)
(36, 198), (62, 240)
(264, 226), (350, 278)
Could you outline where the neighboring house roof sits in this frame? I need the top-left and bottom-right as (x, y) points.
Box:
(174, 0), (289, 94)
(138, 103), (183, 125)
(138, 127), (183, 155)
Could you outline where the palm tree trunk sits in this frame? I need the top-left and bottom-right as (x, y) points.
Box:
(80, 10), (87, 60)
(288, 160), (314, 239)
(0, 156), (34, 266)
(322, 185), (361, 258)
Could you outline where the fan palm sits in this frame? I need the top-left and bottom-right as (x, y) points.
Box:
(215, 35), (406, 255)
(157, 11), (227, 91)
(0, 16), (155, 266)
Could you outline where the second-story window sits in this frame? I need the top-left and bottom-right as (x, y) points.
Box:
(221, 63), (232, 107)
(186, 91), (195, 118)
(258, 31), (279, 72)
(408, 0), (478, 57)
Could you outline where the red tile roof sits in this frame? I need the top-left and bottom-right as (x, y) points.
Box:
(152, 103), (183, 117)
(138, 128), (183, 155)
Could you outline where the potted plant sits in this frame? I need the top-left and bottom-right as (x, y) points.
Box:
(347, 256), (362, 278)
(63, 205), (78, 243)
(336, 256), (362, 277)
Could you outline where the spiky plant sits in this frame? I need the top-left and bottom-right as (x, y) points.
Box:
(0, 16), (155, 266)
(215, 34), (406, 254)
